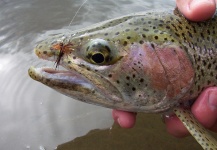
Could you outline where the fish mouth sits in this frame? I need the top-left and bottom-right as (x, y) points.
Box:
(28, 66), (95, 93)
(28, 66), (125, 109)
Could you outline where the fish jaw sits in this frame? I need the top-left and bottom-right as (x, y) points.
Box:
(28, 66), (126, 109)
(28, 66), (95, 95)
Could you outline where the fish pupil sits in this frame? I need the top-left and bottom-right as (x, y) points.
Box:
(91, 53), (105, 64)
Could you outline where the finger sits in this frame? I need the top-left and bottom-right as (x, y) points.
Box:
(112, 110), (137, 128)
(164, 114), (190, 137)
(176, 0), (216, 21)
(191, 87), (217, 129)
(164, 87), (217, 137)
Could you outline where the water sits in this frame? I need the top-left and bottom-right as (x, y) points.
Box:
(0, 0), (206, 149)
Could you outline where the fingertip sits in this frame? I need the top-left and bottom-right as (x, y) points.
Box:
(176, 0), (216, 21)
(164, 114), (190, 138)
(112, 110), (136, 128)
(191, 87), (217, 128)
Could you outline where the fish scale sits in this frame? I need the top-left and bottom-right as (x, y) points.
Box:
(29, 8), (217, 149)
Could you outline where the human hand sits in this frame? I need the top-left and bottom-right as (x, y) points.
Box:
(112, 87), (217, 137)
(164, 87), (217, 137)
(176, 0), (216, 21)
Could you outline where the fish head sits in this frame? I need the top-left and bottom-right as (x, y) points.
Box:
(29, 11), (195, 113)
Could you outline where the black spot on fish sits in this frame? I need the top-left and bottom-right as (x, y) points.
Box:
(210, 71), (213, 76)
(197, 85), (201, 91)
(207, 29), (210, 35)
(203, 60), (207, 66)
(200, 33), (204, 39)
(134, 28), (139, 31)
(151, 43), (155, 49)
(155, 30), (160, 33)
(201, 69), (205, 76)
(166, 26), (170, 29)
(175, 33), (180, 37)
(178, 25), (182, 30)
(208, 63), (212, 69)
(115, 32), (120, 35)
(86, 46), (90, 51)
(143, 28), (149, 31)
(105, 46), (111, 52)
(123, 41), (128, 46)
(142, 34), (146, 38)
(86, 53), (92, 59)
(139, 40), (144, 44)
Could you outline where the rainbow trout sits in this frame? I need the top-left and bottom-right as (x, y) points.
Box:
(28, 9), (217, 149)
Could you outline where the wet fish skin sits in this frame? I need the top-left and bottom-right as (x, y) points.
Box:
(28, 8), (217, 150)
(29, 9), (217, 113)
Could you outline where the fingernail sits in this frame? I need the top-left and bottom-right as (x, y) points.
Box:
(190, 0), (215, 9)
(208, 91), (217, 110)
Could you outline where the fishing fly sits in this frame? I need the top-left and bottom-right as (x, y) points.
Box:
(54, 42), (73, 69)
(54, 42), (64, 69)
(54, 0), (88, 69)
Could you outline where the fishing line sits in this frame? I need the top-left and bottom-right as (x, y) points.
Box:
(68, 0), (89, 27)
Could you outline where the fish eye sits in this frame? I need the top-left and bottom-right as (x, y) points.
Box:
(91, 53), (105, 64)
(83, 39), (121, 65)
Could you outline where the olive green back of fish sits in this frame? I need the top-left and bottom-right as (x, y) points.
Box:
(160, 9), (217, 99)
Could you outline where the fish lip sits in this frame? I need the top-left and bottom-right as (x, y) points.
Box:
(28, 66), (95, 90)
(42, 67), (78, 76)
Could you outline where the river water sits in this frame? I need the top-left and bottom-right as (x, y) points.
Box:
(0, 0), (208, 149)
